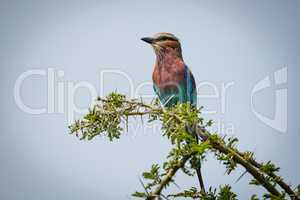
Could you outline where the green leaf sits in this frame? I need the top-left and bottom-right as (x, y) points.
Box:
(132, 191), (147, 198)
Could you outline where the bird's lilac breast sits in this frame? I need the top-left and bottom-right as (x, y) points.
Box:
(152, 58), (186, 92)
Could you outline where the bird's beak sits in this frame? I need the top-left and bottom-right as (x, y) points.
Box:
(141, 37), (154, 44)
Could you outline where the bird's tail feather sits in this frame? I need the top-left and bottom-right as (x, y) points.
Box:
(186, 124), (206, 192)
(195, 134), (205, 192)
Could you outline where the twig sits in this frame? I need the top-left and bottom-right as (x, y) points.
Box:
(237, 151), (299, 200)
(194, 127), (281, 196)
(146, 155), (191, 200)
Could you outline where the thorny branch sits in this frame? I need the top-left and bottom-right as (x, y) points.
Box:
(69, 93), (299, 200)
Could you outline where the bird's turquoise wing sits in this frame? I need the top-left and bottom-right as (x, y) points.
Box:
(185, 65), (197, 106)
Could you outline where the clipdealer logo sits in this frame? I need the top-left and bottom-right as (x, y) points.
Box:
(13, 67), (287, 134)
(251, 67), (287, 133)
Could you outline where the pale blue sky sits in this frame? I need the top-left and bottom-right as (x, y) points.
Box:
(0, 0), (299, 199)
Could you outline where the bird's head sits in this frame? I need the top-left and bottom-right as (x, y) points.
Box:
(141, 32), (182, 58)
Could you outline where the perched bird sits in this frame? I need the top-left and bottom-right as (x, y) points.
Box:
(141, 32), (197, 108)
(141, 32), (204, 191)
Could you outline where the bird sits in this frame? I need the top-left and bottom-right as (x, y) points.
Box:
(141, 33), (196, 108)
(141, 32), (205, 191)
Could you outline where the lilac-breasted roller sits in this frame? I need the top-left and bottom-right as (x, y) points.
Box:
(141, 32), (197, 108)
(141, 33), (205, 191)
